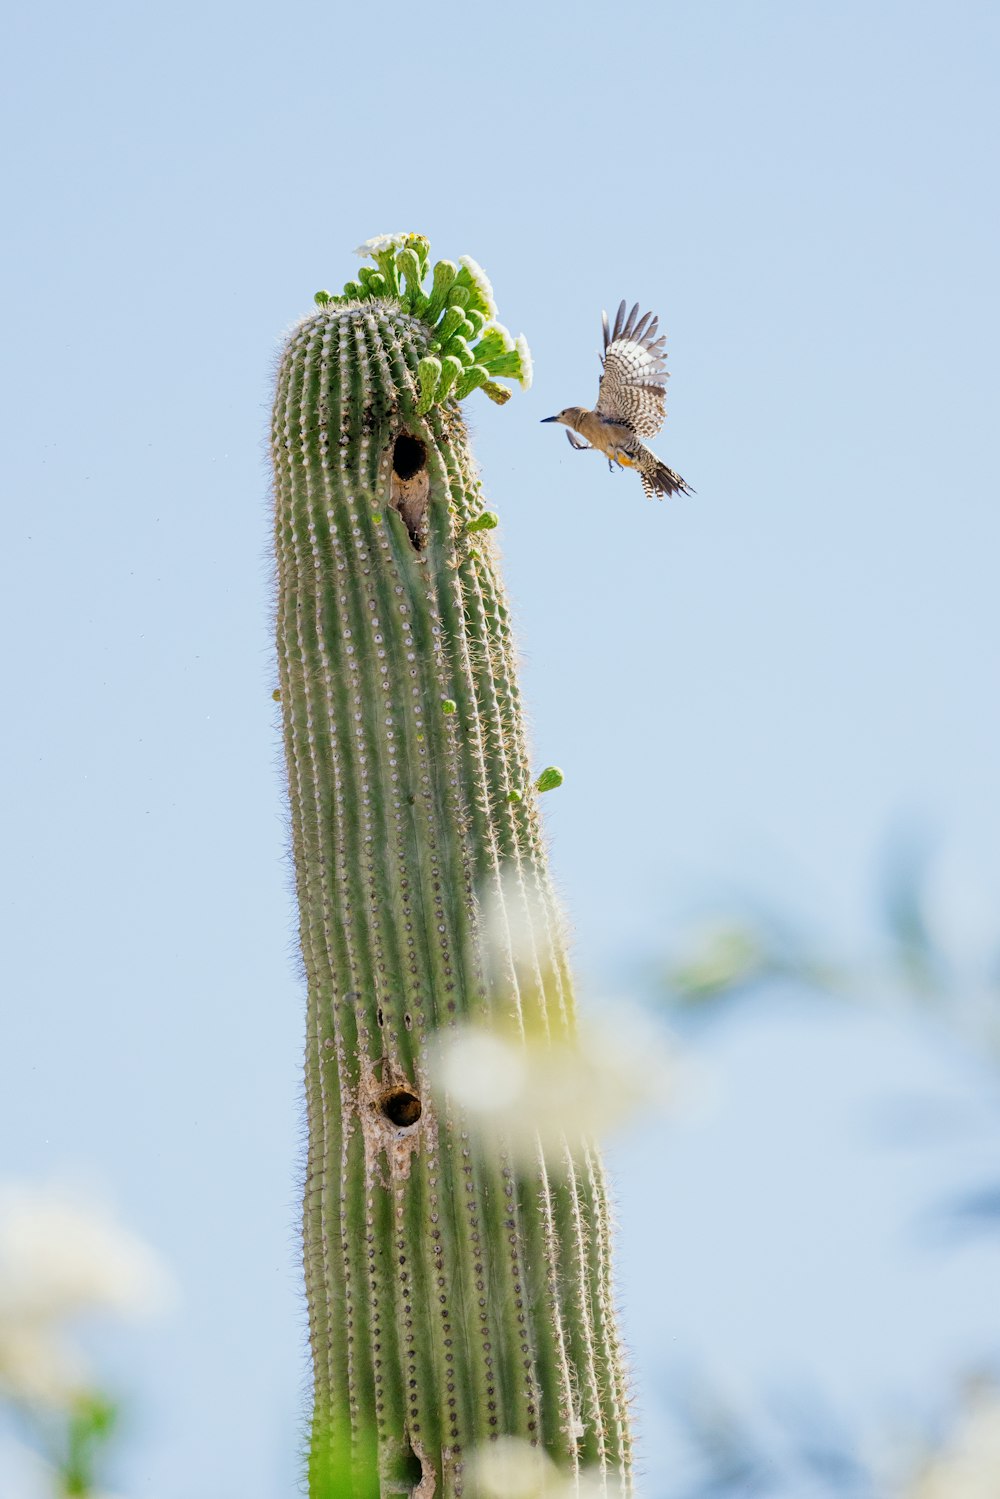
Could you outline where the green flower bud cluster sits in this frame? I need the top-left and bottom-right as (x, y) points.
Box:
(314, 233), (532, 416)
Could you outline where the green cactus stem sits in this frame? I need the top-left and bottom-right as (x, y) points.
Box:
(271, 237), (632, 1497)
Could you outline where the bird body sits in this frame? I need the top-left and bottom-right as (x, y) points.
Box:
(542, 301), (692, 501)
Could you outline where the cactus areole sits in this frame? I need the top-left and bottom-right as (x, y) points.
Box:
(271, 235), (632, 1497)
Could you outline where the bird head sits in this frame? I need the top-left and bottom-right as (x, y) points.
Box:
(540, 407), (587, 429)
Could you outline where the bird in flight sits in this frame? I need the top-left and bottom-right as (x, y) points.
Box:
(542, 300), (692, 500)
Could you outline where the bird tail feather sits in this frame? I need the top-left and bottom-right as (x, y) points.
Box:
(639, 453), (693, 501)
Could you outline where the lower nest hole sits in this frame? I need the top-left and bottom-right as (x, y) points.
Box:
(379, 1088), (422, 1128)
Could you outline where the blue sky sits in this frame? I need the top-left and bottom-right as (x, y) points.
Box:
(2, 1), (999, 1494)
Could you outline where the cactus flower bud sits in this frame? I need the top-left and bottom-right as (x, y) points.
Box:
(534, 766), (564, 793)
(397, 247), (423, 296)
(440, 335), (475, 368)
(465, 510), (500, 535)
(416, 355), (443, 415)
(436, 305), (466, 344)
(481, 378), (513, 405)
(455, 364), (490, 401)
(435, 353), (465, 404)
(423, 259), (458, 322)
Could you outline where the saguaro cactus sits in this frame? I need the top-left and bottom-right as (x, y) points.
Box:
(271, 234), (632, 1497)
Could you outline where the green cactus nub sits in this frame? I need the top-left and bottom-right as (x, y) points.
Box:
(465, 510), (500, 535)
(535, 766), (565, 793)
(482, 377), (513, 405)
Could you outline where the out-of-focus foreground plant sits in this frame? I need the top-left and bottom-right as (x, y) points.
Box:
(0, 1183), (171, 1498)
(650, 844), (1000, 1497)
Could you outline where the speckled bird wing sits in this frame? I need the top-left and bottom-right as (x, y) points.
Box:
(595, 300), (670, 438)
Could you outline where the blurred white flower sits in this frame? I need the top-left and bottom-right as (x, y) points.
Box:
(477, 869), (557, 991)
(441, 870), (688, 1159)
(904, 1384), (1000, 1499)
(0, 1442), (128, 1499)
(0, 1182), (174, 1405)
(466, 1436), (605, 1498)
(432, 1006), (679, 1162)
(0, 1183), (172, 1320)
(0, 1320), (89, 1405)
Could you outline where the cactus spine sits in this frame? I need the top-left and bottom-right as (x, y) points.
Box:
(271, 236), (631, 1497)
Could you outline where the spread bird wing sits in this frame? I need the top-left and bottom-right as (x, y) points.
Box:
(596, 299), (670, 438)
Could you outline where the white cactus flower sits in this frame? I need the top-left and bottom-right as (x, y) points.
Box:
(458, 256), (498, 320)
(480, 321), (515, 355)
(514, 333), (534, 389)
(354, 233), (411, 258)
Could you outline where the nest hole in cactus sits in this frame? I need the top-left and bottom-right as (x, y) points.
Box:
(392, 432), (427, 479)
(379, 1087), (423, 1128)
(390, 431), (430, 549)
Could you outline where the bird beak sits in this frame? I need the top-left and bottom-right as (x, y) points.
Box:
(540, 415), (558, 423)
